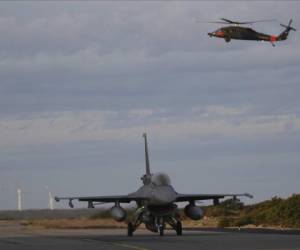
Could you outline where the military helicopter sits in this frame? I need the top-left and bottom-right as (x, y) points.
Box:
(205, 18), (296, 46)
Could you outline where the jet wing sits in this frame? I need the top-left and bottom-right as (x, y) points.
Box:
(176, 193), (253, 203)
(55, 194), (149, 208)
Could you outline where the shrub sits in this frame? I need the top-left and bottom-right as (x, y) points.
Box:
(234, 216), (253, 227)
(218, 217), (234, 228)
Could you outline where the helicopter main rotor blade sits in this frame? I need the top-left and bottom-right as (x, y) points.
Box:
(196, 21), (229, 24)
(220, 18), (236, 24)
(220, 18), (277, 25)
(248, 19), (277, 23)
(197, 18), (277, 26)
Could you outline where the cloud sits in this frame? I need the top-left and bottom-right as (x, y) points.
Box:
(0, 2), (300, 208)
(1, 106), (299, 148)
(0, 2), (299, 146)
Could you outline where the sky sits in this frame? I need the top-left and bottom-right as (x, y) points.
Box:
(0, 1), (299, 210)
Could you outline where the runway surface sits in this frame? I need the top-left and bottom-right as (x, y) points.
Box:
(0, 221), (299, 250)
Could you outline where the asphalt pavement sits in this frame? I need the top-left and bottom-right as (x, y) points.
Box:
(0, 221), (299, 250)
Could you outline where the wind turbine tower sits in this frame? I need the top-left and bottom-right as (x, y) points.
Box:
(48, 191), (54, 210)
(45, 186), (54, 210)
(17, 188), (22, 211)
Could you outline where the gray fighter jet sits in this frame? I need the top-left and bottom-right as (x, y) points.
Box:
(55, 133), (253, 236)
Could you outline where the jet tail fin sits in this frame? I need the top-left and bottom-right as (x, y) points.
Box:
(141, 133), (152, 185)
(143, 133), (151, 176)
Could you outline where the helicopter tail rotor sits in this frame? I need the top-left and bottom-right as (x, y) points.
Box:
(280, 19), (296, 32)
(277, 19), (296, 41)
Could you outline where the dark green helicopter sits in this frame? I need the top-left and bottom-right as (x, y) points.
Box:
(206, 18), (296, 46)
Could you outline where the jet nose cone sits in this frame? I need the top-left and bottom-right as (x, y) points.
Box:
(148, 186), (178, 205)
(151, 190), (177, 205)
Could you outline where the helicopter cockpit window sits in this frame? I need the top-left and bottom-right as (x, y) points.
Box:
(151, 172), (171, 186)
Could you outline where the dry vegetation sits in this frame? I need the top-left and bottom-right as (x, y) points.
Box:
(21, 218), (128, 229)
(214, 194), (300, 228)
(11, 194), (300, 230)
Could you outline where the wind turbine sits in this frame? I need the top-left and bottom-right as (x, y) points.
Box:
(45, 186), (54, 210)
(17, 188), (22, 211)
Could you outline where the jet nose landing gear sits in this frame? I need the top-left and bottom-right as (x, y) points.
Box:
(156, 217), (165, 236)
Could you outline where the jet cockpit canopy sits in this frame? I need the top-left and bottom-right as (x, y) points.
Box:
(151, 172), (171, 186)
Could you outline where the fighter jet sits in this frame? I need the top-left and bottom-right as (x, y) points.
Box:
(55, 133), (253, 236)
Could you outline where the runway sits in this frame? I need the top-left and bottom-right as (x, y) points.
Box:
(0, 222), (299, 250)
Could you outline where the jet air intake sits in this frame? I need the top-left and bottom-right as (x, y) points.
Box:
(184, 204), (203, 220)
(110, 205), (127, 222)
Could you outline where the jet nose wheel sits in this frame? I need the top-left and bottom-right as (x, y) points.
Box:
(159, 225), (164, 236)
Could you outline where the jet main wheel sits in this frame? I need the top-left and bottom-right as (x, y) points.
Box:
(176, 221), (182, 236)
(159, 225), (164, 236)
(127, 222), (133, 237)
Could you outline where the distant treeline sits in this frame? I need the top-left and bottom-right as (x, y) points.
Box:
(205, 194), (300, 228)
